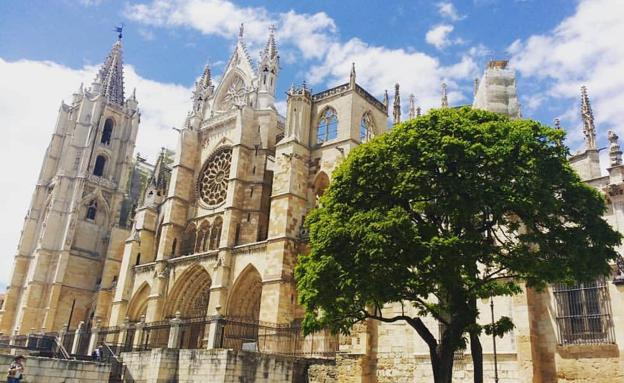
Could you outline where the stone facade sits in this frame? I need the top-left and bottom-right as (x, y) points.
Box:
(3, 29), (624, 383)
(0, 353), (111, 382)
(0, 36), (146, 336)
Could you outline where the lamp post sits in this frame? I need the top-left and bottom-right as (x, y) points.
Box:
(490, 296), (499, 383)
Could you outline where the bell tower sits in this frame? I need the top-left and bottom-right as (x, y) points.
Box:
(0, 32), (140, 334)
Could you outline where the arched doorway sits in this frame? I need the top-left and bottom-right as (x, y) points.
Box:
(164, 264), (212, 348)
(127, 282), (150, 322)
(222, 265), (263, 350)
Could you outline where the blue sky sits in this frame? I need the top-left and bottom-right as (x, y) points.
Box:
(0, 0), (623, 288)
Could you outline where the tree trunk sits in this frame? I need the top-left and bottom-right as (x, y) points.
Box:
(428, 342), (455, 383)
(470, 331), (483, 383)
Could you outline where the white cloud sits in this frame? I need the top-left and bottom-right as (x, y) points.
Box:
(0, 57), (190, 288)
(307, 38), (480, 113)
(124, 0), (336, 58)
(437, 2), (465, 21)
(425, 24), (456, 49)
(508, 0), (624, 149)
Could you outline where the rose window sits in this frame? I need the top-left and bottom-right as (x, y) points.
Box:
(198, 147), (232, 206)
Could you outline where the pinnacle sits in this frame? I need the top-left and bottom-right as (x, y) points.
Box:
(97, 38), (125, 105)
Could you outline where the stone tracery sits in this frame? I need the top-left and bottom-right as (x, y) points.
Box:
(198, 147), (232, 207)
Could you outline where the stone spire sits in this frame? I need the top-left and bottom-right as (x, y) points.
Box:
(393, 83), (401, 124)
(554, 118), (561, 130)
(97, 36), (125, 105)
(441, 82), (448, 108)
(262, 24), (278, 60)
(408, 94), (416, 119)
(192, 65), (213, 112)
(581, 85), (597, 150)
(258, 25), (280, 109)
(349, 62), (356, 89)
(609, 130), (622, 167)
(473, 78), (479, 97)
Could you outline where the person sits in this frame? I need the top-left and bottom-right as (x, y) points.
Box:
(7, 355), (25, 383)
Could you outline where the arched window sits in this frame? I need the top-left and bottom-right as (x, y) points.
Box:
(101, 118), (113, 145)
(360, 112), (374, 143)
(317, 107), (338, 144)
(209, 217), (223, 250)
(86, 200), (97, 220)
(93, 155), (106, 177)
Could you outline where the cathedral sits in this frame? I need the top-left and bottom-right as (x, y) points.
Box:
(1, 27), (624, 383)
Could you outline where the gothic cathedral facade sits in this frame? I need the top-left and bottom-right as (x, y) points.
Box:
(3, 30), (624, 383)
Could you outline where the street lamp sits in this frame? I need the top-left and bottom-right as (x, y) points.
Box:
(490, 296), (499, 383)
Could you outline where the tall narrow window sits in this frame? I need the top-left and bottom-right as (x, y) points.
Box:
(86, 200), (97, 220)
(359, 112), (374, 143)
(101, 118), (113, 145)
(317, 107), (338, 144)
(553, 279), (615, 345)
(93, 155), (106, 177)
(171, 238), (177, 257)
(209, 217), (223, 250)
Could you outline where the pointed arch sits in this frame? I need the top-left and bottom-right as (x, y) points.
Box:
(101, 118), (114, 145)
(214, 69), (252, 112)
(93, 155), (107, 177)
(227, 264), (262, 321)
(127, 282), (151, 322)
(79, 188), (111, 225)
(313, 171), (330, 203)
(164, 264), (212, 319)
(359, 111), (374, 142)
(316, 107), (338, 144)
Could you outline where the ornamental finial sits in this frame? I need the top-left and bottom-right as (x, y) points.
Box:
(408, 94), (416, 119)
(441, 82), (448, 108)
(581, 85), (596, 150)
(349, 62), (356, 88)
(393, 83), (401, 125)
(608, 130), (622, 166)
(239, 23), (244, 39)
(554, 118), (561, 130)
(383, 90), (389, 112)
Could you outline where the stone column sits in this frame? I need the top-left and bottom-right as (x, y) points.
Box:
(71, 321), (84, 355)
(118, 317), (130, 351)
(205, 313), (225, 350)
(58, 323), (69, 351)
(133, 315), (146, 350)
(167, 312), (182, 348)
(88, 319), (101, 355)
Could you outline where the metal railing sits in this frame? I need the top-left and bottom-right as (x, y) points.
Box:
(137, 320), (170, 351)
(219, 317), (338, 357)
(177, 316), (210, 349)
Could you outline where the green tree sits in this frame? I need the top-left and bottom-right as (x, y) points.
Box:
(295, 107), (621, 383)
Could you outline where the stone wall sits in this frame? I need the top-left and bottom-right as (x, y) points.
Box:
(0, 353), (110, 383)
(122, 349), (333, 383)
